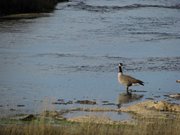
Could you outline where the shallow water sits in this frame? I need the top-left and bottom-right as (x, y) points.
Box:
(0, 0), (180, 119)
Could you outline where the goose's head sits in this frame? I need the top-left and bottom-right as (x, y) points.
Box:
(119, 63), (123, 67)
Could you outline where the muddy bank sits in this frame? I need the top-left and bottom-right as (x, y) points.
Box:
(0, 13), (50, 20)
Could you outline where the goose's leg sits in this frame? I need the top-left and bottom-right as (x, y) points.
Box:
(126, 86), (130, 95)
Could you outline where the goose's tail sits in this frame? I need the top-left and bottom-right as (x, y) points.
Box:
(138, 80), (144, 86)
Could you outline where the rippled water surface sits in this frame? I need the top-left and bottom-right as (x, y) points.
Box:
(0, 0), (180, 118)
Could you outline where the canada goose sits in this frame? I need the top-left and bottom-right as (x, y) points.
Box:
(176, 80), (180, 83)
(118, 63), (144, 95)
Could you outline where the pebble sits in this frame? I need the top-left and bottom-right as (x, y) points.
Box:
(17, 105), (25, 107)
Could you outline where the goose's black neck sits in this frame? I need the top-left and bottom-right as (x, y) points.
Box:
(119, 66), (123, 73)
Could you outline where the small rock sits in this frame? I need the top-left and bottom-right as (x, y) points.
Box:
(57, 99), (65, 102)
(130, 90), (147, 92)
(167, 99), (172, 102)
(102, 103), (116, 106)
(146, 97), (154, 100)
(102, 101), (109, 103)
(75, 100), (96, 105)
(66, 101), (73, 104)
(52, 102), (63, 105)
(52, 99), (73, 105)
(10, 108), (16, 111)
(17, 105), (25, 107)
(154, 96), (161, 98)
(21, 114), (36, 121)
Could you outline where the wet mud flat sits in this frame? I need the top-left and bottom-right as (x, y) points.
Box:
(1, 94), (180, 123)
(0, 100), (180, 135)
(1, 89), (180, 119)
(2, 99), (180, 121)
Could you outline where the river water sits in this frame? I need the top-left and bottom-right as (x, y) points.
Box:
(0, 0), (180, 119)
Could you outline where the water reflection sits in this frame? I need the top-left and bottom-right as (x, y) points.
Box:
(117, 93), (143, 108)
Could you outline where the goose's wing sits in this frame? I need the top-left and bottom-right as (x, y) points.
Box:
(123, 74), (144, 86)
